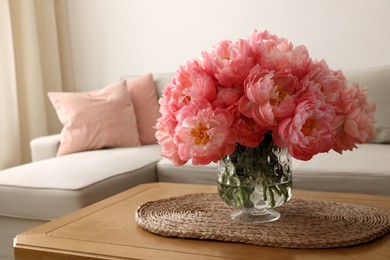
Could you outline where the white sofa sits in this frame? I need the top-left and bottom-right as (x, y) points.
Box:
(1, 67), (390, 259)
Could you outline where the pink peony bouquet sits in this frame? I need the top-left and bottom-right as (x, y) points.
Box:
(155, 30), (376, 165)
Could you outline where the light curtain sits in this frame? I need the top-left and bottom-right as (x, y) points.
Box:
(0, 0), (64, 169)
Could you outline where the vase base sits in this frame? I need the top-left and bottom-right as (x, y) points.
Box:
(230, 208), (280, 224)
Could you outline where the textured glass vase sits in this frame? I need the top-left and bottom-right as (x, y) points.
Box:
(217, 133), (292, 223)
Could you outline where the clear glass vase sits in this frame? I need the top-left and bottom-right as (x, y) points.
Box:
(217, 133), (292, 223)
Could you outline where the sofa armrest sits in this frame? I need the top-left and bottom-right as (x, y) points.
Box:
(30, 134), (60, 161)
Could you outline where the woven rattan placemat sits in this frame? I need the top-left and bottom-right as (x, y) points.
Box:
(135, 193), (390, 249)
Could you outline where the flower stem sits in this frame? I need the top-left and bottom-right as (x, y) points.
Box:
(268, 186), (276, 207)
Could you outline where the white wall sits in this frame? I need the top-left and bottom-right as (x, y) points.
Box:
(63, 0), (390, 91)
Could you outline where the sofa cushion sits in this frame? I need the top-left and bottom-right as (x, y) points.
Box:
(157, 158), (218, 184)
(48, 80), (140, 156)
(126, 74), (160, 144)
(292, 143), (390, 195)
(0, 145), (161, 220)
(157, 143), (390, 196)
(344, 66), (390, 143)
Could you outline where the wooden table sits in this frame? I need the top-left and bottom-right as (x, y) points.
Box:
(14, 182), (390, 260)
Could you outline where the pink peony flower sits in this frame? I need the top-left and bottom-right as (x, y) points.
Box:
(249, 30), (312, 79)
(238, 65), (298, 128)
(155, 115), (185, 166)
(174, 100), (235, 165)
(202, 39), (255, 88)
(212, 87), (243, 109)
(172, 60), (217, 103)
(231, 114), (266, 147)
(304, 60), (346, 106)
(333, 84), (376, 153)
(275, 87), (336, 160)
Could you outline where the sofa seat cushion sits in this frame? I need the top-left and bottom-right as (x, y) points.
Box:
(158, 143), (390, 196)
(0, 145), (161, 220)
(292, 143), (390, 195)
(157, 159), (218, 185)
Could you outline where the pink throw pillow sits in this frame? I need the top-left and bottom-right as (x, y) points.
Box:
(48, 80), (140, 156)
(126, 74), (160, 144)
